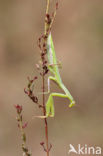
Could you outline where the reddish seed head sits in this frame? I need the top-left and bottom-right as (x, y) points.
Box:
(43, 43), (46, 47)
(31, 96), (38, 103)
(44, 35), (47, 39)
(15, 104), (22, 114)
(41, 52), (45, 57)
(24, 88), (28, 94)
(38, 37), (41, 42)
(56, 2), (58, 9)
(22, 122), (28, 129)
(40, 142), (44, 146)
(34, 76), (38, 80)
(44, 60), (47, 64)
(30, 80), (33, 83)
(46, 14), (50, 19)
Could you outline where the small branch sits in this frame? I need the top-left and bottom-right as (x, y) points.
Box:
(45, 0), (50, 34)
(15, 105), (31, 156)
(42, 0), (50, 156)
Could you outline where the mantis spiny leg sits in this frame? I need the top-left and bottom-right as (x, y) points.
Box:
(46, 93), (69, 117)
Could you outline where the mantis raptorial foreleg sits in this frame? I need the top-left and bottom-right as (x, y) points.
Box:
(39, 76), (56, 94)
(47, 76), (57, 92)
(34, 90), (74, 118)
(46, 92), (70, 117)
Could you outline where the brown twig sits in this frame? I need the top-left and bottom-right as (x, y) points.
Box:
(40, 1), (58, 155)
(15, 105), (31, 156)
(42, 1), (50, 155)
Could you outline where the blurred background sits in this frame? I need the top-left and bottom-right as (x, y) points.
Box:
(0, 0), (103, 155)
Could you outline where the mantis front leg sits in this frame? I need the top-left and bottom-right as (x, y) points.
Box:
(39, 76), (56, 94)
(35, 92), (74, 118)
(46, 92), (69, 117)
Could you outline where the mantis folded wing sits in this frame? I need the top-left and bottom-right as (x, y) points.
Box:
(38, 33), (75, 118)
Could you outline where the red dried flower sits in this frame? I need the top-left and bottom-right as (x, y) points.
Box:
(22, 122), (28, 129)
(15, 104), (22, 114)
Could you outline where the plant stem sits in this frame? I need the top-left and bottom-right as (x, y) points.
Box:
(42, 74), (49, 156)
(42, 0), (50, 156)
(45, 0), (50, 34)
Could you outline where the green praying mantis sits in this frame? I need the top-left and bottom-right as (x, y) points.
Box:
(38, 33), (75, 118)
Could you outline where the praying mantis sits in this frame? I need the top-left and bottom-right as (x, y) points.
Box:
(39, 33), (75, 118)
